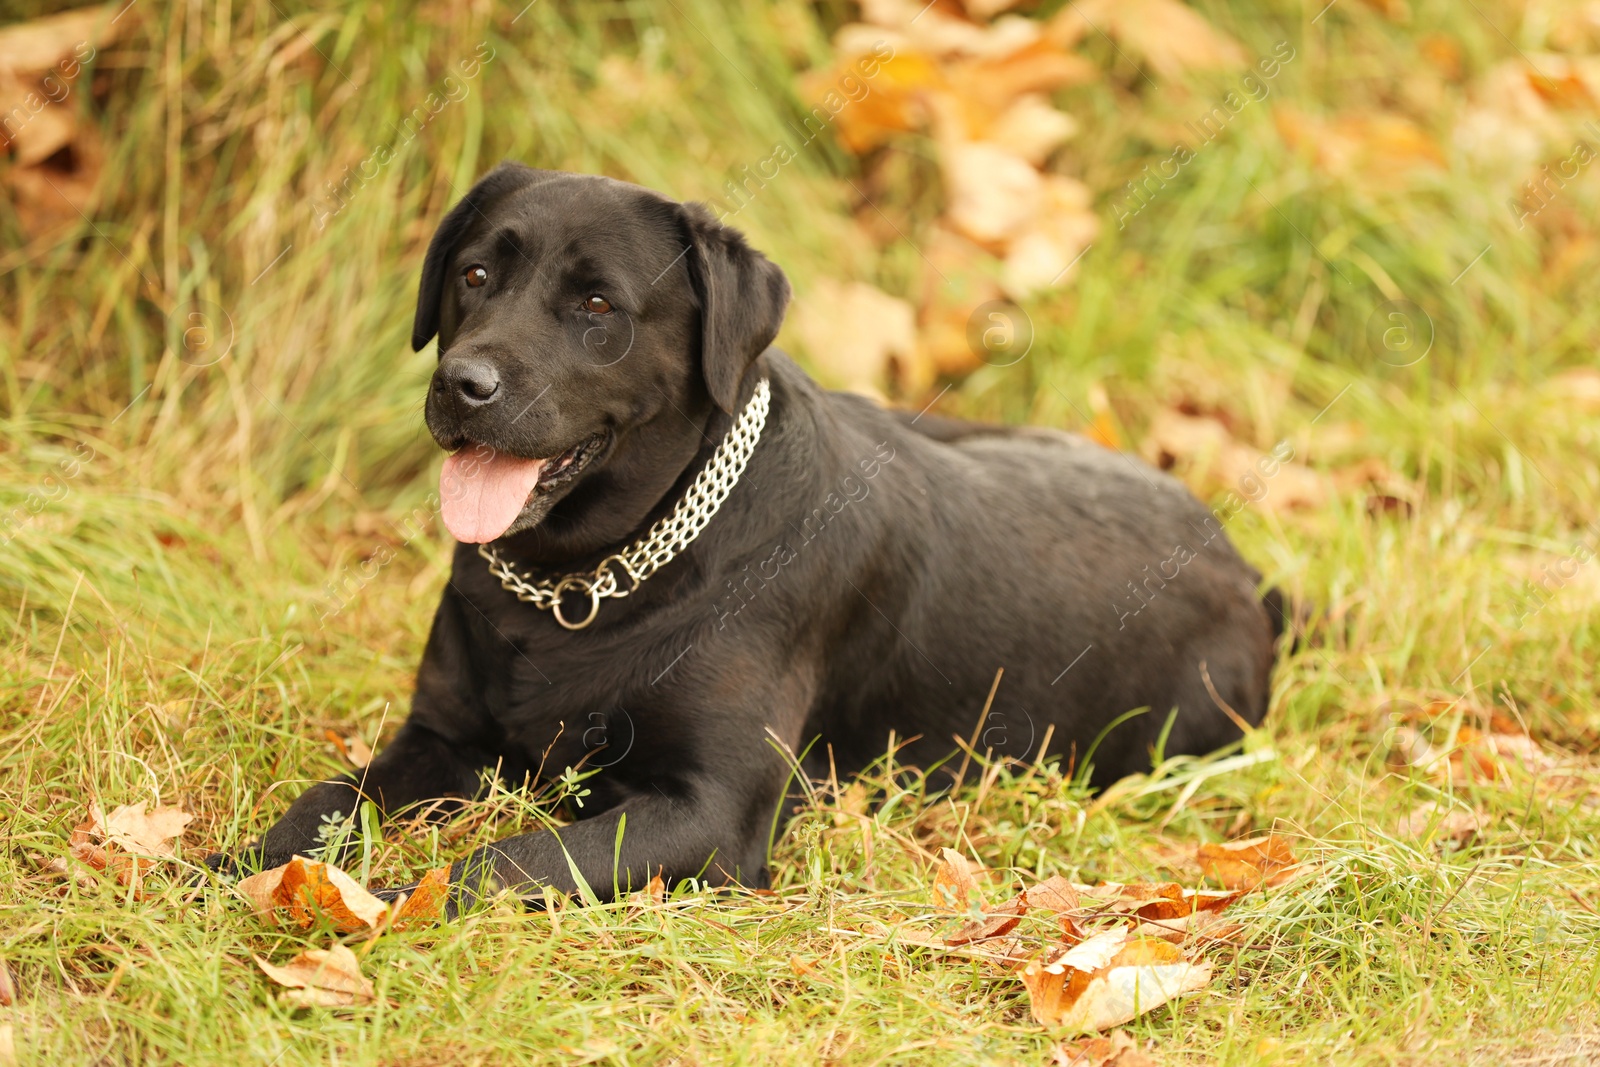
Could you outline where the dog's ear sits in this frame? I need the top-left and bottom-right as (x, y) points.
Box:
(411, 163), (541, 353)
(681, 203), (791, 412)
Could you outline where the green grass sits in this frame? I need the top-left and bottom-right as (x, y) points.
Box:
(2, 0), (1599, 1062)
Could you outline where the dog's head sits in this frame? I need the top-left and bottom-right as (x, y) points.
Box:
(413, 164), (790, 547)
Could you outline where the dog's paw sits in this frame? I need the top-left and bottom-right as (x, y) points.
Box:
(199, 849), (294, 882)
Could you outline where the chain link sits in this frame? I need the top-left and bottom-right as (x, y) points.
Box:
(478, 378), (771, 629)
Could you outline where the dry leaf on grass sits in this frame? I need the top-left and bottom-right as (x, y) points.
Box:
(931, 847), (979, 911)
(1276, 108), (1445, 182)
(238, 857), (448, 933)
(627, 873), (667, 909)
(68, 801), (192, 889)
(1020, 930), (1212, 1029)
(254, 944), (375, 1008)
(1196, 834), (1302, 889)
(1052, 1029), (1154, 1066)
(792, 278), (925, 396)
(0, 5), (123, 237)
(1397, 802), (1486, 843)
(0, 961), (15, 1006)
(1071, 0), (1246, 78)
(1392, 722), (1570, 784)
(1143, 409), (1327, 510)
(324, 730), (374, 768)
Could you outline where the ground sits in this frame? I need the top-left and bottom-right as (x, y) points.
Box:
(1, 0), (1598, 1064)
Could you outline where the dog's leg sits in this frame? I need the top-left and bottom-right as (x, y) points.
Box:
(210, 721), (494, 874)
(439, 775), (783, 912)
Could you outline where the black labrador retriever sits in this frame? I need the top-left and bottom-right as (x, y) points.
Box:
(233, 164), (1283, 905)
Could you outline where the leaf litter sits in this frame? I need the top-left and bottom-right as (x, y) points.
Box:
(879, 838), (1306, 1031)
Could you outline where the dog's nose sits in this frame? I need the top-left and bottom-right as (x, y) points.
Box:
(435, 358), (500, 408)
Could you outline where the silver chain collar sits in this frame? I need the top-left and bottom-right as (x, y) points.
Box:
(478, 378), (771, 630)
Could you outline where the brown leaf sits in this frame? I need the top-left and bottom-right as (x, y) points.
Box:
(1001, 174), (1098, 298)
(391, 866), (452, 926)
(808, 45), (945, 155)
(627, 873), (667, 909)
(1276, 108), (1445, 182)
(1397, 802), (1486, 843)
(1196, 834), (1301, 889)
(1020, 932), (1212, 1029)
(1143, 409), (1327, 510)
(238, 857), (388, 933)
(945, 898), (1025, 946)
(325, 730), (373, 769)
(1072, 0), (1246, 79)
(254, 944), (375, 1008)
(1022, 875), (1082, 916)
(939, 139), (1042, 245)
(67, 801), (192, 888)
(931, 847), (977, 912)
(792, 278), (925, 396)
(1052, 1029), (1154, 1066)
(0, 5), (121, 76)
(0, 961), (14, 1006)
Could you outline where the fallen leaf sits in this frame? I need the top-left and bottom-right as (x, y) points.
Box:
(0, 961), (14, 1006)
(1196, 834), (1302, 889)
(1081, 881), (1241, 918)
(1052, 1029), (1154, 1067)
(792, 278), (925, 396)
(939, 139), (1042, 245)
(627, 872), (667, 908)
(254, 944), (375, 1008)
(68, 801), (192, 888)
(1020, 932), (1212, 1029)
(238, 856), (447, 933)
(932, 847), (978, 912)
(1392, 722), (1570, 784)
(0, 6), (120, 75)
(1144, 409), (1327, 510)
(1397, 802), (1486, 843)
(325, 730), (373, 769)
(1277, 108), (1445, 183)
(1071, 0), (1246, 78)
(986, 92), (1079, 165)
(946, 897), (1026, 945)
(390, 866), (452, 926)
(1001, 174), (1098, 298)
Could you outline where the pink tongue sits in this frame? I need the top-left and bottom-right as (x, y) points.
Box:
(439, 445), (546, 544)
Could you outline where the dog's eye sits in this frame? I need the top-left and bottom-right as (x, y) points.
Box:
(464, 265), (488, 288)
(584, 295), (612, 315)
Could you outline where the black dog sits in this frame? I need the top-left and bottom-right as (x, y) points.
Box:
(237, 164), (1282, 904)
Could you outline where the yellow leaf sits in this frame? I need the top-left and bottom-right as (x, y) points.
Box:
(1196, 834), (1302, 889)
(253, 944), (375, 1008)
(1071, 0), (1245, 79)
(237, 856), (435, 934)
(792, 279), (924, 396)
(1020, 934), (1212, 1029)
(931, 847), (977, 912)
